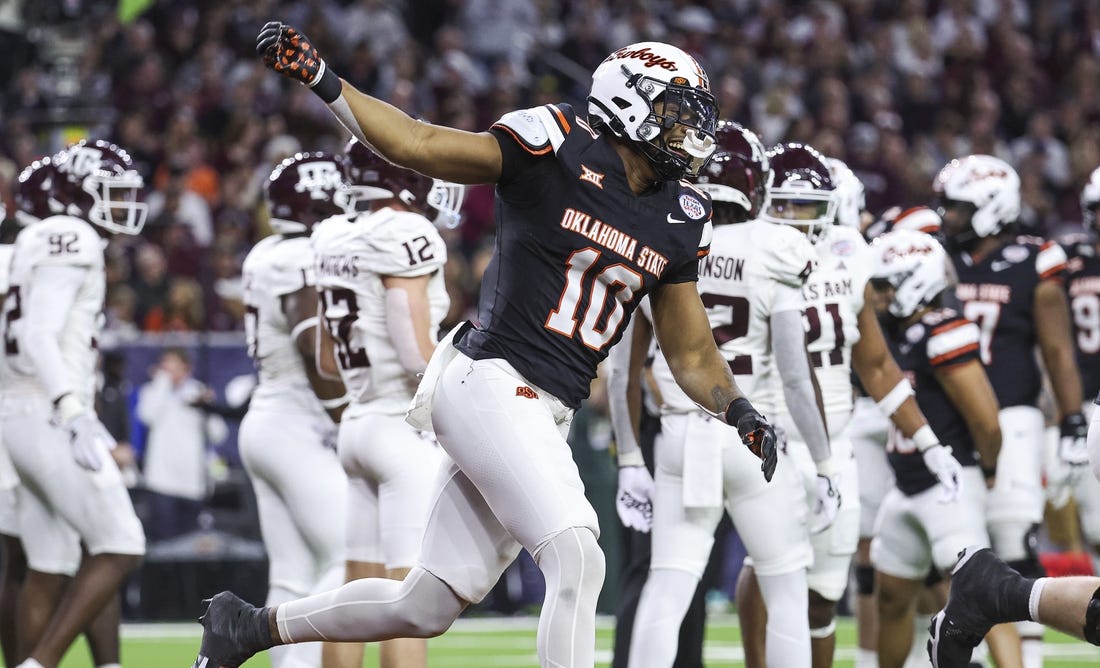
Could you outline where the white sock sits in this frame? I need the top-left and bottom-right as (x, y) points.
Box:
(757, 570), (811, 668)
(96, 664), (123, 668)
(628, 568), (700, 668)
(1028, 577), (1049, 622)
(855, 647), (879, 668)
(1018, 627), (1043, 668)
(17, 660), (45, 668)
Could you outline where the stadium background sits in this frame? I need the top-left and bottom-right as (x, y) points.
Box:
(2, 0), (1100, 665)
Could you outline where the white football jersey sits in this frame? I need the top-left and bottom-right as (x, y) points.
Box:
(1, 215), (104, 405)
(242, 234), (327, 416)
(312, 208), (449, 414)
(648, 220), (817, 414)
(773, 224), (875, 436)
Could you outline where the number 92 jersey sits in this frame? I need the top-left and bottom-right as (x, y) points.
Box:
(1063, 236), (1100, 401)
(455, 103), (713, 409)
(1, 215), (104, 404)
(651, 219), (816, 415)
(312, 209), (449, 414)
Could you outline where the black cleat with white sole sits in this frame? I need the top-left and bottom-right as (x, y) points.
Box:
(192, 591), (274, 668)
(927, 546), (1034, 668)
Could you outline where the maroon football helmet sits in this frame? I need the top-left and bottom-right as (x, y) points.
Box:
(14, 157), (60, 226)
(762, 142), (837, 242)
(264, 151), (350, 233)
(341, 138), (465, 228)
(52, 139), (147, 234)
(694, 121), (770, 221)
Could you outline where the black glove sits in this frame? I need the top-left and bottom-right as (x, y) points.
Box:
(256, 21), (342, 103)
(727, 399), (778, 482)
(1059, 411), (1090, 469)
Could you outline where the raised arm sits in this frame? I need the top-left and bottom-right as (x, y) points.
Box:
(257, 22), (501, 185)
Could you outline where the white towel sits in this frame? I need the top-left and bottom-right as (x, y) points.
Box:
(405, 322), (468, 432)
(681, 413), (724, 508)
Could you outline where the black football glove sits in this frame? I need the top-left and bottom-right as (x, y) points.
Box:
(256, 21), (341, 102)
(736, 410), (778, 482)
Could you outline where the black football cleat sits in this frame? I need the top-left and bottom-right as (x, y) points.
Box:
(192, 591), (273, 668)
(928, 546), (1032, 668)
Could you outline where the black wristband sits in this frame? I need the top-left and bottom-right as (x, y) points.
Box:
(310, 63), (342, 104)
(724, 397), (754, 425)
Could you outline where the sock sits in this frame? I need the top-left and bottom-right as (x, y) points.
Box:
(999, 574), (1036, 623)
(1028, 577), (1048, 622)
(855, 647), (879, 668)
(757, 570), (811, 668)
(16, 660), (45, 668)
(96, 664), (123, 668)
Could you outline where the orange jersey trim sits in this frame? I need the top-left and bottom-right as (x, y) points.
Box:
(548, 104), (571, 135)
(930, 342), (979, 367)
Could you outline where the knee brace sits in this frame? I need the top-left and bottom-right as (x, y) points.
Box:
(1085, 585), (1100, 646)
(854, 564), (875, 596)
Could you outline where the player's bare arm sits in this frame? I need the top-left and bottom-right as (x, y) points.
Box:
(256, 22), (501, 185)
(851, 289), (927, 438)
(935, 358), (1002, 476)
(381, 274), (436, 372)
(649, 280), (743, 415)
(1034, 279), (1083, 417)
(314, 302), (341, 381)
(284, 286), (347, 422)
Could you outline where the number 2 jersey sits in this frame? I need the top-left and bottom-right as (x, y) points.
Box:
(882, 308), (983, 495)
(242, 234), (328, 416)
(648, 219), (816, 414)
(455, 103), (713, 409)
(951, 236), (1067, 408)
(1063, 236), (1100, 402)
(312, 209), (449, 415)
(1, 215), (104, 405)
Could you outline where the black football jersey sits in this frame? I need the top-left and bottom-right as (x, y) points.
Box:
(951, 236), (1068, 408)
(1064, 236), (1100, 400)
(884, 308), (983, 495)
(454, 103), (713, 409)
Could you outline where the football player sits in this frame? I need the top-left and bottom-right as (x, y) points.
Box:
(1, 141), (147, 668)
(1064, 166), (1100, 556)
(850, 204), (944, 668)
(866, 229), (1020, 668)
(239, 151), (351, 668)
(311, 138), (462, 668)
(192, 25), (780, 668)
(609, 121), (825, 668)
(936, 154), (1085, 668)
(737, 144), (959, 668)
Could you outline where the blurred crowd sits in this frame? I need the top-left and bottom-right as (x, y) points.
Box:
(1, 0), (1099, 334)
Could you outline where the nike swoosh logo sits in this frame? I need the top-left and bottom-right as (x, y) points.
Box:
(667, 214), (686, 223)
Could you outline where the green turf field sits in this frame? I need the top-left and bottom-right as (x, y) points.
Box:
(35, 615), (1100, 667)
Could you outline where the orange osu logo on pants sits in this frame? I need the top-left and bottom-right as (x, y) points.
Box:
(515, 386), (538, 399)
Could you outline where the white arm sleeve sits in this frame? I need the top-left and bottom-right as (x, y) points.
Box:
(384, 287), (429, 374)
(607, 316), (644, 467)
(22, 264), (85, 402)
(772, 306), (832, 465)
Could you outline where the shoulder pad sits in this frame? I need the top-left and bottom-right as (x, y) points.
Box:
(246, 235), (315, 296)
(924, 312), (981, 368)
(1036, 239), (1068, 281)
(363, 210), (447, 277)
(492, 104), (575, 155)
(753, 222), (817, 288)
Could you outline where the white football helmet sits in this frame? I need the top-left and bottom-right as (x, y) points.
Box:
(891, 205), (943, 235)
(588, 42), (718, 180)
(826, 157), (865, 228)
(1082, 165), (1100, 230)
(52, 139), (148, 235)
(870, 229), (950, 319)
(933, 154), (1020, 241)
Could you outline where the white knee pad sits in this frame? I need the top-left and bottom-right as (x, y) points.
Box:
(533, 526), (606, 602)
